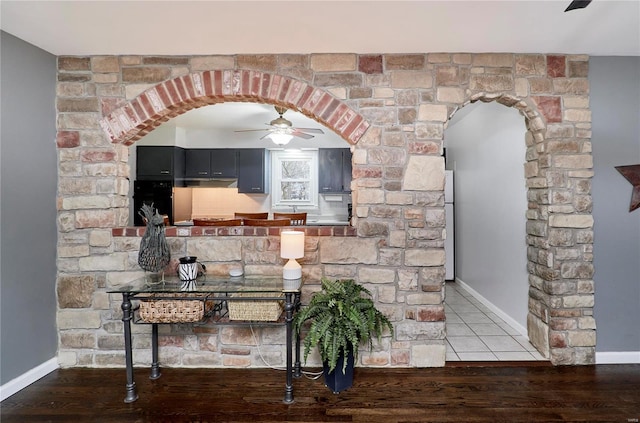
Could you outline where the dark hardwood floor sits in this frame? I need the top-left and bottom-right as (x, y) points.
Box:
(1, 364), (639, 422)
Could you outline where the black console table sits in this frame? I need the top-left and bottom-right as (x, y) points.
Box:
(107, 275), (303, 404)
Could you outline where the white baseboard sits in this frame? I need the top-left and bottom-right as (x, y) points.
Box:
(0, 357), (58, 402)
(596, 351), (640, 364)
(453, 278), (528, 337)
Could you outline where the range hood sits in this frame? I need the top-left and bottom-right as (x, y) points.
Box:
(182, 178), (238, 188)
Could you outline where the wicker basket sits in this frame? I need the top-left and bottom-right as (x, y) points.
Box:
(228, 293), (284, 322)
(139, 294), (206, 323)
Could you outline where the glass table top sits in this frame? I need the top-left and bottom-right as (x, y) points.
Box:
(107, 274), (303, 294)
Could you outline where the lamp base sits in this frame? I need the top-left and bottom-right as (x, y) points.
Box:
(283, 278), (302, 291)
(283, 259), (301, 280)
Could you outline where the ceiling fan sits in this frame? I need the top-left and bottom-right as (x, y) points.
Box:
(565, 0), (592, 12)
(234, 106), (324, 145)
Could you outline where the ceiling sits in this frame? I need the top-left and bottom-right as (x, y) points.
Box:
(1, 1), (639, 56)
(166, 103), (349, 149)
(2, 1), (638, 148)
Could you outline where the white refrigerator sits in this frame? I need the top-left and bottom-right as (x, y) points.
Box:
(444, 170), (454, 280)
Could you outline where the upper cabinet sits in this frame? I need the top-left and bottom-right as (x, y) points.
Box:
(238, 149), (270, 194)
(136, 146), (185, 181)
(184, 149), (210, 178)
(318, 148), (352, 193)
(139, 147), (268, 190)
(185, 149), (238, 179)
(210, 149), (238, 178)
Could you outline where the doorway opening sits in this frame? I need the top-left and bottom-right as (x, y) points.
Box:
(443, 101), (547, 362)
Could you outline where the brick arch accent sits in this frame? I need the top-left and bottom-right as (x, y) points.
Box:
(447, 92), (595, 365)
(451, 92), (546, 134)
(99, 70), (370, 146)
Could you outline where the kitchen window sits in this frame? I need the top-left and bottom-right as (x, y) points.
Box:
(271, 150), (318, 209)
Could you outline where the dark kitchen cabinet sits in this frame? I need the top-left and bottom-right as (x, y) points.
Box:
(211, 149), (238, 177)
(185, 149), (238, 178)
(342, 149), (353, 193)
(319, 148), (352, 193)
(238, 149), (269, 194)
(133, 181), (174, 226)
(185, 149), (211, 178)
(136, 146), (185, 181)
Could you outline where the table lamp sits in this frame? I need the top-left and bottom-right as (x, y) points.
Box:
(280, 230), (304, 280)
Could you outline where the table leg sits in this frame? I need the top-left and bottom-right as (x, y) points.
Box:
(294, 291), (302, 378)
(121, 293), (138, 403)
(283, 291), (294, 404)
(150, 323), (161, 380)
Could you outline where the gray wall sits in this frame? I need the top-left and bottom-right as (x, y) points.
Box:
(1, 31), (58, 384)
(445, 102), (529, 329)
(591, 57), (640, 353)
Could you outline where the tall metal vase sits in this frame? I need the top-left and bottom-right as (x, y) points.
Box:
(137, 204), (171, 277)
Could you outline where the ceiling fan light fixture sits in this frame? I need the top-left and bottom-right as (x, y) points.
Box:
(268, 132), (294, 145)
(235, 105), (323, 142)
(270, 117), (292, 128)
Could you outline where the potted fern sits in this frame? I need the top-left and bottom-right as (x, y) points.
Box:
(294, 278), (393, 393)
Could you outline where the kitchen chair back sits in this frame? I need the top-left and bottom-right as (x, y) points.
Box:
(193, 218), (242, 226)
(243, 218), (291, 227)
(234, 212), (269, 219)
(273, 212), (307, 226)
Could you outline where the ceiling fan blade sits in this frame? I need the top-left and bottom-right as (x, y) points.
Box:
(565, 0), (592, 12)
(291, 130), (315, 140)
(292, 127), (324, 134)
(233, 107), (324, 140)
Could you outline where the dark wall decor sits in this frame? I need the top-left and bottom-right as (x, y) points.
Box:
(615, 164), (640, 212)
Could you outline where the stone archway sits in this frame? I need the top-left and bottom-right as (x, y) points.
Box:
(99, 70), (369, 147)
(446, 94), (546, 359)
(447, 93), (595, 364)
(99, 72), (595, 366)
(55, 54), (595, 368)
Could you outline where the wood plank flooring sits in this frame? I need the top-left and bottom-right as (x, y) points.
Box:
(1, 364), (639, 422)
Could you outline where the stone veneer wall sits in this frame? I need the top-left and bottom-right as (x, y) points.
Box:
(55, 53), (595, 368)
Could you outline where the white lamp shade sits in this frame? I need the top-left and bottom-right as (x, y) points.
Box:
(281, 231), (304, 280)
(280, 230), (304, 259)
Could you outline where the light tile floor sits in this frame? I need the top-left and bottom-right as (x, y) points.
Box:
(445, 281), (547, 362)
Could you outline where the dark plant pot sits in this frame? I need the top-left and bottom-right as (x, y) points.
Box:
(322, 349), (355, 394)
